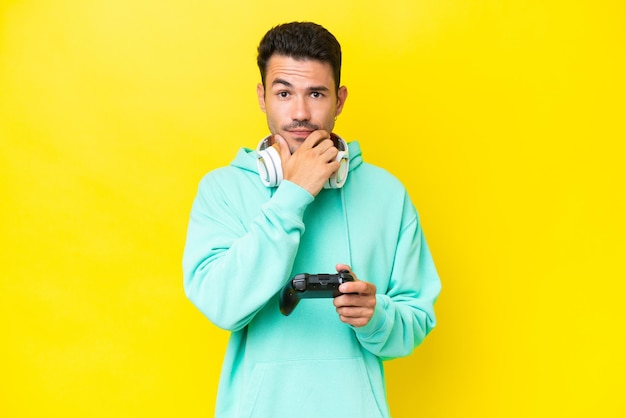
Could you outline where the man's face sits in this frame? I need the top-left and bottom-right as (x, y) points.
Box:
(257, 55), (348, 153)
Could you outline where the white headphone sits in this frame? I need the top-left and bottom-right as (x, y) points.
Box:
(256, 134), (350, 189)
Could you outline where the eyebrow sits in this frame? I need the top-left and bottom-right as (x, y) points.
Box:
(271, 78), (330, 92)
(272, 78), (293, 88)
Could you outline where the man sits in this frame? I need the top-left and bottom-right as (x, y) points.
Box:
(183, 22), (441, 418)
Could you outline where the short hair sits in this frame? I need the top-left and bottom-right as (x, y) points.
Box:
(257, 22), (342, 92)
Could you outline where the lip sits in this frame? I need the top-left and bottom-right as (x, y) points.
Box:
(287, 130), (313, 139)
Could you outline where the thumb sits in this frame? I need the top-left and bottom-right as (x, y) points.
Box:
(336, 264), (352, 274)
(274, 135), (291, 161)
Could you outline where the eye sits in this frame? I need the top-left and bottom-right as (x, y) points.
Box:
(311, 91), (323, 98)
(278, 91), (289, 98)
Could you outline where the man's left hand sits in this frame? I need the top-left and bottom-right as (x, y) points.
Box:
(333, 264), (377, 327)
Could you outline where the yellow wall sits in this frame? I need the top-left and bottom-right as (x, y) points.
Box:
(1, 1), (624, 416)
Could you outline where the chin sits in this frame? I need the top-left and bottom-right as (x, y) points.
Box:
(287, 143), (301, 154)
(284, 136), (305, 151)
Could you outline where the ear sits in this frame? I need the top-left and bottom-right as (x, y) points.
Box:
(257, 83), (267, 113)
(335, 85), (348, 117)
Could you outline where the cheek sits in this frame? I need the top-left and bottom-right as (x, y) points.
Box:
(264, 105), (285, 131)
(308, 105), (329, 122)
(321, 109), (337, 128)
(266, 102), (285, 118)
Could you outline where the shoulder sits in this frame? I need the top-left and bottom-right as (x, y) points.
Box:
(199, 165), (242, 187)
(349, 161), (407, 196)
(197, 148), (259, 190)
(346, 140), (406, 193)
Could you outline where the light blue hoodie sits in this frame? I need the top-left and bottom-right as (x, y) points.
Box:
(183, 141), (441, 418)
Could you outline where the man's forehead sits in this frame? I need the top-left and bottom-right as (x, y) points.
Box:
(265, 55), (334, 86)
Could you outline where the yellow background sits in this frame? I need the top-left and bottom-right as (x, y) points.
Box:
(1, 0), (624, 417)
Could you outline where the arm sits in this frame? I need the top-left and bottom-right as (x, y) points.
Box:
(335, 211), (441, 360)
(183, 132), (338, 331)
(182, 174), (313, 331)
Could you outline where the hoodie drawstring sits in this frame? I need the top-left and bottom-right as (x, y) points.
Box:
(340, 187), (353, 268)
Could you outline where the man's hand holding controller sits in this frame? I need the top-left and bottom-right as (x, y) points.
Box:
(332, 264), (377, 328)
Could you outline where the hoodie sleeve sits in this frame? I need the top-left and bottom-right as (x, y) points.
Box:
(352, 199), (441, 361)
(183, 171), (314, 332)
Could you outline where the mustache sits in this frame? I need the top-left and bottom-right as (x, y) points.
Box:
(283, 121), (320, 131)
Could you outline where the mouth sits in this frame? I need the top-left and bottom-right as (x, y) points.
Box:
(287, 130), (313, 140)
(284, 121), (319, 140)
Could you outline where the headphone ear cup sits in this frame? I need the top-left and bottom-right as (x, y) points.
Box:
(256, 143), (283, 187)
(324, 137), (350, 189)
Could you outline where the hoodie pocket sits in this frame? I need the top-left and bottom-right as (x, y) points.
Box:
(240, 357), (384, 418)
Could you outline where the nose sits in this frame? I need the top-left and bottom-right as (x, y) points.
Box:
(291, 95), (311, 121)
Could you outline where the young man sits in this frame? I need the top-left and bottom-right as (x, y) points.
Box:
(183, 22), (441, 418)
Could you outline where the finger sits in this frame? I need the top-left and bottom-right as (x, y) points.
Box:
(335, 264), (353, 275)
(320, 144), (340, 162)
(339, 280), (370, 295)
(336, 306), (373, 321)
(334, 302), (358, 315)
(301, 130), (330, 149)
(339, 315), (371, 328)
(274, 135), (291, 160)
(334, 293), (372, 308)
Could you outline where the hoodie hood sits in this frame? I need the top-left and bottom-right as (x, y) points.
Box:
(231, 139), (364, 175)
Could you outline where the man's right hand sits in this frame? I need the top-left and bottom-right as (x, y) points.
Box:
(275, 130), (341, 196)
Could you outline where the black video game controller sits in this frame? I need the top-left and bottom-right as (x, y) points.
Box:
(279, 270), (355, 316)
